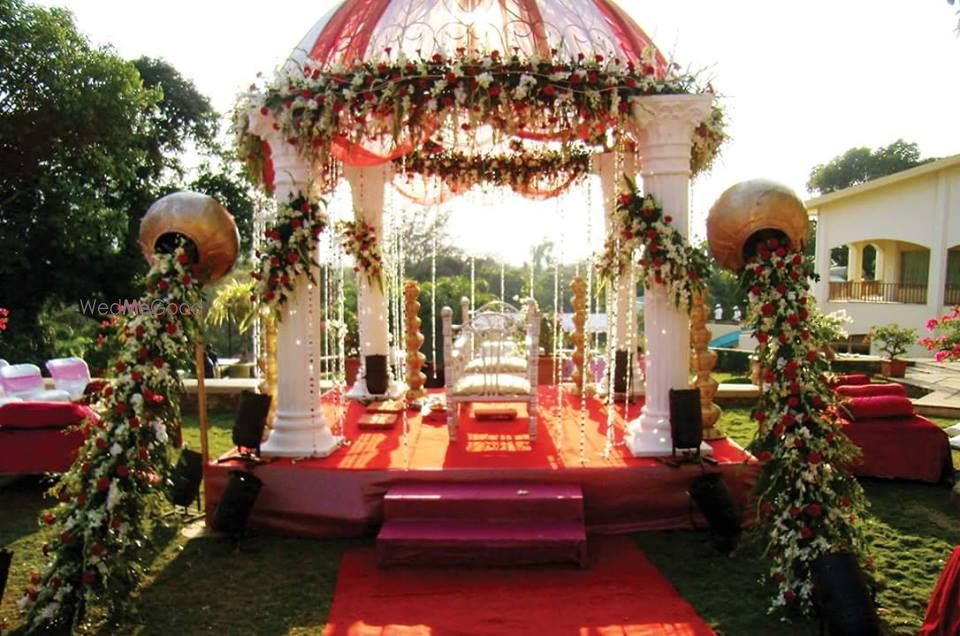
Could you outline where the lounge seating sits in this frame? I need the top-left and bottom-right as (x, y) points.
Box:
(0, 364), (70, 402)
(442, 299), (539, 442)
(46, 357), (92, 400)
(0, 401), (94, 474)
(833, 382), (954, 483)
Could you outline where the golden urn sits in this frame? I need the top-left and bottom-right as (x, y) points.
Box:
(706, 180), (810, 272)
(139, 191), (240, 285)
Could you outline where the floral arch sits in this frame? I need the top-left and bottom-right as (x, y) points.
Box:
(233, 0), (726, 459)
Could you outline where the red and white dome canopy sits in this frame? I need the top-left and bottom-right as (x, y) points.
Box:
(288, 0), (667, 74)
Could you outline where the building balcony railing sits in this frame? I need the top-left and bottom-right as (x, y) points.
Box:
(828, 281), (927, 305)
(946, 286), (960, 307)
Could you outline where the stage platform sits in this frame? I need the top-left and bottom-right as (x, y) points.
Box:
(204, 387), (758, 538)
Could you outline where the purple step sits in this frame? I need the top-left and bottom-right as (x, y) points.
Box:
(377, 519), (587, 567)
(383, 482), (584, 523)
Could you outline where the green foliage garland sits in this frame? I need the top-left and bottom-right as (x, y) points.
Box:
(744, 236), (868, 614)
(19, 246), (203, 632)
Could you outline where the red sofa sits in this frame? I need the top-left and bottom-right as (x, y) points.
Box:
(832, 380), (954, 484)
(0, 401), (94, 474)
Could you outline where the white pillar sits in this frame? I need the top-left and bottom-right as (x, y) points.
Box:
(627, 94), (713, 457)
(847, 242), (863, 282)
(596, 152), (643, 396)
(928, 171), (950, 312)
(343, 163), (404, 400)
(248, 112), (339, 457)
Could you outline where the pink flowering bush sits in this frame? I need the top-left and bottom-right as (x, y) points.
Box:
(920, 306), (960, 362)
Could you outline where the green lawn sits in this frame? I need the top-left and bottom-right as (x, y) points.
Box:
(1, 408), (957, 634)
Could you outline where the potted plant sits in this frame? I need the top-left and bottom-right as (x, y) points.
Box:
(868, 323), (918, 378)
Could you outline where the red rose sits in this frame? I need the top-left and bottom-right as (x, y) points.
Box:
(841, 496), (851, 507)
(488, 85), (501, 97)
(801, 526), (814, 539)
(808, 452), (822, 464)
(157, 279), (169, 291)
(182, 274), (192, 285)
(783, 590), (796, 603)
(758, 450), (772, 462)
(26, 586), (38, 601)
(131, 371), (142, 382)
(82, 570), (97, 587)
(260, 106), (269, 116)
(165, 323), (177, 335)
(619, 194), (632, 206)
(60, 531), (72, 545)
(43, 512), (55, 525)
(291, 219), (302, 229)
(806, 350), (818, 362)
(153, 357), (165, 368)
(543, 84), (556, 97)
(76, 492), (86, 506)
(177, 253), (190, 265)
(663, 215), (673, 223)
(761, 303), (774, 316)
(788, 396), (800, 408)
(789, 506), (801, 517)
(129, 416), (140, 429)
(116, 464), (130, 478)
(646, 229), (657, 239)
(90, 543), (106, 557)
(286, 252), (299, 264)
(756, 332), (768, 343)
(806, 503), (822, 518)
(139, 447), (149, 461)
(97, 477), (111, 492)
(111, 516), (123, 530)
(95, 437), (108, 450)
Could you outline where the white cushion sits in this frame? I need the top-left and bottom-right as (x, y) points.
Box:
(464, 356), (528, 374)
(454, 373), (531, 396)
(23, 389), (72, 403)
(479, 340), (519, 356)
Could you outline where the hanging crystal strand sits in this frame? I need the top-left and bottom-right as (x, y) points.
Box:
(430, 207), (438, 380)
(615, 147), (632, 440)
(469, 255), (476, 313)
(500, 262), (506, 302)
(554, 194), (566, 427)
(335, 220), (349, 444)
(398, 205), (407, 396)
(604, 249), (621, 459)
(579, 163), (595, 466)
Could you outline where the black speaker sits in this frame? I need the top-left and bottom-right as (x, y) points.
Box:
(232, 391), (272, 456)
(171, 449), (203, 508)
(689, 473), (742, 553)
(670, 388), (703, 456)
(0, 547), (12, 605)
(365, 354), (389, 395)
(213, 470), (263, 542)
(812, 552), (880, 636)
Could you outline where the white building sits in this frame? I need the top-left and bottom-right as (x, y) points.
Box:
(807, 154), (960, 357)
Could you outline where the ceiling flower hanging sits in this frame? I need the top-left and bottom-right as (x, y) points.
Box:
(235, 48), (726, 190)
(395, 140), (591, 196)
(598, 179), (709, 311)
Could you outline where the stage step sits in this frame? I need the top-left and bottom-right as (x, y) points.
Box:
(378, 482), (587, 567)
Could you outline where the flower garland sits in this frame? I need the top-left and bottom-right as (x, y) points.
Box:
(0, 307), (8, 332)
(920, 305), (960, 362)
(597, 179), (708, 311)
(395, 140), (591, 194)
(235, 49), (726, 187)
(743, 236), (868, 615)
(251, 192), (329, 317)
(20, 245), (204, 631)
(337, 218), (384, 291)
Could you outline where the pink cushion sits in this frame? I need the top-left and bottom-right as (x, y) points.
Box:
(845, 395), (915, 421)
(829, 373), (871, 388)
(0, 401), (93, 430)
(836, 383), (907, 398)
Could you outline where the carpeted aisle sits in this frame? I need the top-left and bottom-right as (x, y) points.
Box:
(322, 536), (716, 636)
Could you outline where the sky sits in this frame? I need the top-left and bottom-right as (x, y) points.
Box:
(35, 0), (960, 265)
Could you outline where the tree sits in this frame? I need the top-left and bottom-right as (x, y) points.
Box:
(0, 3), (231, 363)
(806, 139), (934, 195)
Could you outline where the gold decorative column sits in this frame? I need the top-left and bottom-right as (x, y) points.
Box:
(569, 275), (589, 395)
(404, 280), (427, 403)
(690, 292), (724, 440)
(258, 312), (279, 428)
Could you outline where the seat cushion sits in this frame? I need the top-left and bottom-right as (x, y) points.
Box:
(454, 373), (532, 396)
(836, 383), (906, 398)
(0, 401), (93, 430)
(464, 355), (528, 374)
(843, 395), (915, 421)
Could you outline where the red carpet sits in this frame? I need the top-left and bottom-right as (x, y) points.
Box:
(322, 535), (716, 636)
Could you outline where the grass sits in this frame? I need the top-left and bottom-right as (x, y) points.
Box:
(2, 408), (957, 634)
